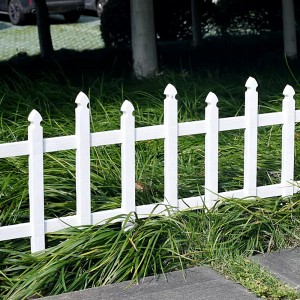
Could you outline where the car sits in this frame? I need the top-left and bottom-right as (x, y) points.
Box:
(84, 0), (106, 17)
(0, 0), (85, 25)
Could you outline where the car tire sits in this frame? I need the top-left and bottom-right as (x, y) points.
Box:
(8, 0), (26, 25)
(63, 11), (81, 23)
(96, 0), (105, 17)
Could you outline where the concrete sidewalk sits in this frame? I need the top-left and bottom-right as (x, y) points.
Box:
(44, 247), (300, 300)
(44, 266), (260, 300)
(252, 247), (300, 290)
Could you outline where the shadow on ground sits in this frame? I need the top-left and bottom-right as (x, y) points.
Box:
(1, 31), (300, 81)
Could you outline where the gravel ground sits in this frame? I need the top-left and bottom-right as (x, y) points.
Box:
(0, 14), (104, 61)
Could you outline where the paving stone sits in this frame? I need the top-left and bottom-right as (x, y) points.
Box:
(0, 15), (103, 61)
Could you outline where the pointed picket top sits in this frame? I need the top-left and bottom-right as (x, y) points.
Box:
(121, 100), (134, 115)
(245, 77), (258, 90)
(283, 85), (295, 98)
(164, 84), (177, 99)
(75, 92), (89, 107)
(205, 92), (218, 106)
(28, 109), (42, 124)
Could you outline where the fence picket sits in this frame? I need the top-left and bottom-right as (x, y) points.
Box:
(205, 92), (219, 208)
(1, 78), (300, 252)
(281, 85), (296, 196)
(121, 100), (136, 217)
(244, 77), (258, 196)
(75, 92), (91, 225)
(164, 84), (178, 209)
(28, 110), (45, 252)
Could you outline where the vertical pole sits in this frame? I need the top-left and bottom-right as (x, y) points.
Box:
(164, 84), (178, 209)
(282, 0), (297, 59)
(75, 92), (91, 225)
(28, 109), (45, 252)
(191, 0), (202, 47)
(205, 92), (219, 209)
(244, 77), (258, 196)
(281, 85), (295, 196)
(121, 100), (136, 218)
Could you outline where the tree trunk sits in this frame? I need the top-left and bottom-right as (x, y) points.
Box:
(34, 0), (54, 59)
(130, 0), (158, 79)
(282, 0), (297, 59)
(191, 0), (202, 47)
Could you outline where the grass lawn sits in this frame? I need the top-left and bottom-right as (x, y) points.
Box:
(1, 33), (300, 299)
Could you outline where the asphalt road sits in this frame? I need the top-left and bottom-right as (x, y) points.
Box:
(0, 13), (104, 61)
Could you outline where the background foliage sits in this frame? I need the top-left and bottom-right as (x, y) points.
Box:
(100, 0), (300, 47)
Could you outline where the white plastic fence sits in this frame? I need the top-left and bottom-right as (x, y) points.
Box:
(0, 77), (299, 253)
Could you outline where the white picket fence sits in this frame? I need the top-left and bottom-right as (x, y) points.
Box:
(0, 76), (299, 253)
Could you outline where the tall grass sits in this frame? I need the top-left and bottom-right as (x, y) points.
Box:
(0, 69), (300, 299)
(2, 197), (300, 299)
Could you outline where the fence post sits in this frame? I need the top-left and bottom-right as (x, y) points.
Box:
(205, 92), (219, 209)
(244, 77), (258, 196)
(75, 92), (91, 225)
(28, 109), (45, 252)
(281, 85), (295, 197)
(121, 100), (136, 220)
(164, 84), (178, 209)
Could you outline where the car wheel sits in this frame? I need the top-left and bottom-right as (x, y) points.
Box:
(63, 11), (81, 23)
(96, 0), (106, 17)
(8, 0), (26, 25)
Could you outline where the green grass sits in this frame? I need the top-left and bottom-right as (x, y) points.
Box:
(1, 197), (300, 299)
(213, 254), (300, 300)
(0, 63), (300, 299)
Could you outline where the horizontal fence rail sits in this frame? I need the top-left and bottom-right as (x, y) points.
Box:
(0, 77), (299, 252)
